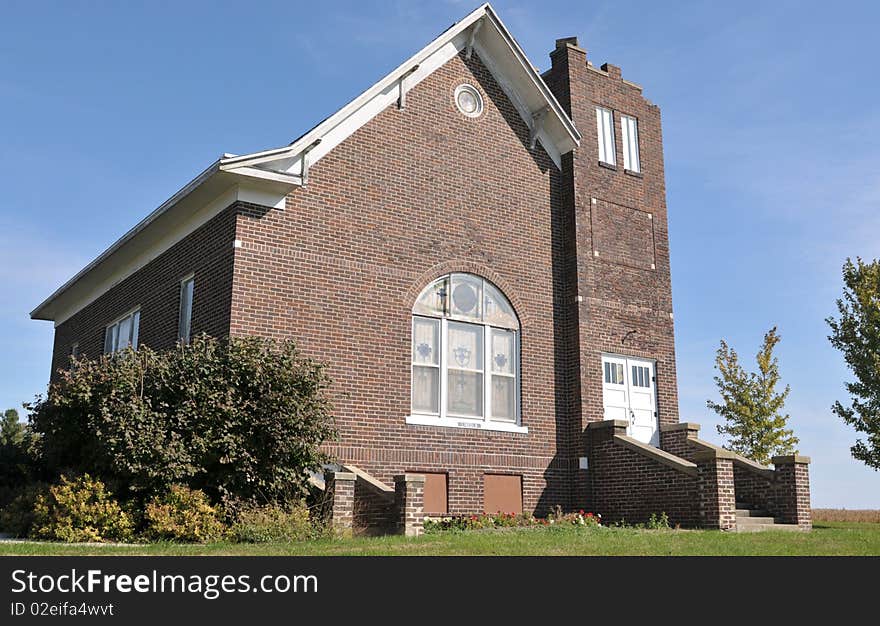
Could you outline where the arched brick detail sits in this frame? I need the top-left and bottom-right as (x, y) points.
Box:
(403, 260), (531, 327)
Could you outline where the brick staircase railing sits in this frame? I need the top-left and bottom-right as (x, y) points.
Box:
(321, 465), (426, 537)
(659, 423), (811, 530)
(585, 420), (737, 529)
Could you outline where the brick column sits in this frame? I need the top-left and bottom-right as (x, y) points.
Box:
(694, 450), (736, 530)
(659, 422), (701, 461)
(325, 470), (356, 536)
(772, 455), (812, 530)
(394, 473), (426, 537)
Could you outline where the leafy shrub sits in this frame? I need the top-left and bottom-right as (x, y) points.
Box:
(144, 485), (224, 543)
(228, 501), (322, 543)
(31, 474), (133, 543)
(424, 507), (602, 533)
(28, 335), (336, 503)
(0, 482), (49, 537)
(646, 512), (671, 530)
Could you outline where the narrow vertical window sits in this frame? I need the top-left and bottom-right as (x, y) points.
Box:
(621, 114), (640, 172)
(178, 275), (194, 344)
(596, 106), (616, 166)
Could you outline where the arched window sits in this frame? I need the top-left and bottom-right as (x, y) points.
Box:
(410, 273), (520, 428)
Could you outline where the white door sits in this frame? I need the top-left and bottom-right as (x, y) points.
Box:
(601, 355), (658, 446)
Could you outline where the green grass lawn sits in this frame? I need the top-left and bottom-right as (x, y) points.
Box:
(1, 521), (878, 556)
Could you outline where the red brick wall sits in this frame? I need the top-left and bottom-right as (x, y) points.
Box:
(587, 424), (700, 526)
(544, 42), (680, 442)
(49, 205), (238, 378)
(229, 49), (580, 516)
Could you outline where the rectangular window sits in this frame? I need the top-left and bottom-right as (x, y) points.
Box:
(490, 328), (516, 421)
(604, 360), (624, 385)
(104, 309), (140, 354)
(446, 321), (484, 418)
(596, 106), (616, 165)
(178, 275), (194, 344)
(632, 365), (651, 388)
(412, 317), (441, 414)
(621, 114), (640, 172)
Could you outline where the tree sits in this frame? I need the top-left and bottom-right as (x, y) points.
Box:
(706, 327), (798, 464)
(1, 408), (25, 447)
(28, 334), (337, 503)
(827, 257), (880, 470)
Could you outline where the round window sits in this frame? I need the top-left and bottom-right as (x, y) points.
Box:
(454, 84), (483, 118)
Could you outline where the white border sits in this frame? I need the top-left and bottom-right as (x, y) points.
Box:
(406, 414), (528, 434)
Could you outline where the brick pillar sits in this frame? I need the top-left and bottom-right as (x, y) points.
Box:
(772, 455), (812, 530)
(325, 470), (356, 536)
(659, 422), (701, 461)
(394, 474), (426, 537)
(694, 450), (736, 530)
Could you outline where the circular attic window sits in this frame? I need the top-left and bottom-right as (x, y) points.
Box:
(454, 84), (483, 118)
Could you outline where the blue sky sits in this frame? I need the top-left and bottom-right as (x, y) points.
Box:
(1, 1), (877, 507)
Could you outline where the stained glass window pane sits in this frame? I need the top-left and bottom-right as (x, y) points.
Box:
(484, 281), (518, 329)
(412, 366), (439, 414)
(449, 274), (482, 322)
(492, 376), (515, 421)
(491, 329), (515, 374)
(447, 322), (483, 371)
(412, 317), (439, 365)
(413, 276), (448, 317)
(447, 371), (483, 417)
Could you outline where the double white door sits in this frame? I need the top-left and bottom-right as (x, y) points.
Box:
(601, 355), (658, 446)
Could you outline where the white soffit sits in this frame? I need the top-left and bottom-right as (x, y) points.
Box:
(221, 2), (580, 176)
(31, 3), (579, 324)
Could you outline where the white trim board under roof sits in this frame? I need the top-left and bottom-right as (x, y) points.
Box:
(31, 3), (579, 324)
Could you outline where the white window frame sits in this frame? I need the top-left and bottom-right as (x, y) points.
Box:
(104, 307), (140, 354)
(621, 114), (640, 173)
(178, 274), (194, 344)
(596, 106), (616, 166)
(407, 275), (526, 434)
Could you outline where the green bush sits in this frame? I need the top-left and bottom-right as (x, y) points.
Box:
(144, 485), (224, 543)
(31, 474), (133, 543)
(0, 482), (49, 537)
(28, 335), (336, 503)
(228, 501), (320, 543)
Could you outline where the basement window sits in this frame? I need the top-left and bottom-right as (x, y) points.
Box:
(104, 308), (140, 354)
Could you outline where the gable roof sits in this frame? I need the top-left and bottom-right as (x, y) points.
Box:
(31, 3), (579, 324)
(222, 3), (579, 176)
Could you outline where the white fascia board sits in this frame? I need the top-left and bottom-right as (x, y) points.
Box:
(32, 171), (291, 325)
(222, 3), (579, 175)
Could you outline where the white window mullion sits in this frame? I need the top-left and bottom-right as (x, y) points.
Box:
(440, 319), (448, 419)
(484, 325), (491, 423)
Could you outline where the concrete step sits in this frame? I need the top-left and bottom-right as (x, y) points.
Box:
(735, 508), (771, 518)
(734, 523), (803, 533)
(735, 515), (777, 525)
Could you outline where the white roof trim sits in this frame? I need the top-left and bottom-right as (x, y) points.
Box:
(31, 3), (579, 323)
(224, 3), (579, 174)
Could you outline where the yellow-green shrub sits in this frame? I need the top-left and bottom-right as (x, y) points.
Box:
(228, 501), (318, 543)
(31, 474), (133, 543)
(144, 485), (224, 543)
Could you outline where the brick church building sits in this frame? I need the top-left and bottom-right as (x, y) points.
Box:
(32, 4), (810, 533)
